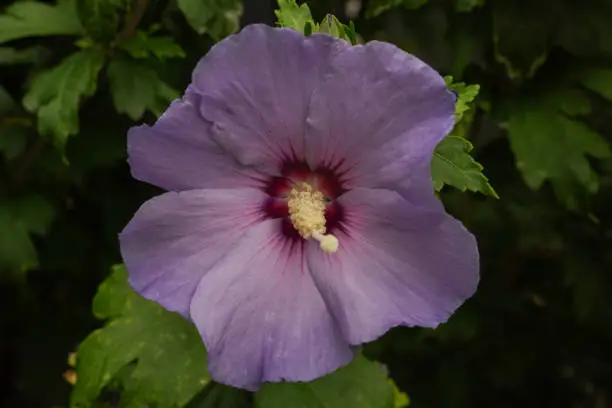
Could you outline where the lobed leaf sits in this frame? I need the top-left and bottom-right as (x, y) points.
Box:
(71, 265), (210, 408)
(445, 76), (480, 123)
(432, 136), (498, 197)
(506, 98), (610, 208)
(23, 48), (105, 148)
(106, 58), (179, 121)
(0, 195), (55, 273)
(433, 77), (496, 197)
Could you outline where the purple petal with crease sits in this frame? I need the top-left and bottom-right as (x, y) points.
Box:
(307, 187), (479, 344)
(119, 188), (267, 316)
(190, 219), (353, 391)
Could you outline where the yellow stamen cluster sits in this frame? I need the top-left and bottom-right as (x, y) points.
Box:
(287, 182), (339, 253)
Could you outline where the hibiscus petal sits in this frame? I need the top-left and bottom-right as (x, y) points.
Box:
(127, 89), (265, 191)
(189, 219), (353, 391)
(307, 188), (479, 345)
(190, 24), (349, 170)
(119, 188), (267, 317)
(304, 41), (456, 190)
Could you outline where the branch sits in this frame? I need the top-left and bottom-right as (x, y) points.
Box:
(113, 0), (149, 46)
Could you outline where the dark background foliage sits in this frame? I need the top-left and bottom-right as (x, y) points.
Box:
(1, 0), (611, 407)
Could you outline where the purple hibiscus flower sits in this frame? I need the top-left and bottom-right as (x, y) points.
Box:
(119, 24), (479, 391)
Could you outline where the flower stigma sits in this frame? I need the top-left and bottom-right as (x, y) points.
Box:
(287, 182), (339, 253)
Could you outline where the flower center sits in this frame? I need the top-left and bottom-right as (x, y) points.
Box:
(287, 182), (339, 253)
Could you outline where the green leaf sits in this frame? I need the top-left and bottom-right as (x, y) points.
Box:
(390, 379), (410, 407)
(119, 31), (185, 60)
(449, 22), (480, 77)
(555, 0), (612, 57)
(344, 21), (358, 45)
(0, 46), (50, 65)
(275, 1), (357, 43)
(433, 78), (495, 196)
(454, 0), (485, 12)
(492, 0), (554, 79)
(0, 86), (14, 113)
(445, 76), (480, 123)
(506, 91), (611, 208)
(0, 0), (84, 44)
(71, 265), (210, 408)
(578, 67), (612, 101)
(366, 0), (429, 19)
(275, 0), (316, 33)
(432, 136), (498, 197)
(319, 14), (343, 38)
(0, 119), (30, 159)
(0, 195), (55, 273)
(177, 0), (243, 41)
(186, 383), (252, 408)
(23, 48), (105, 148)
(75, 0), (121, 42)
(107, 58), (178, 121)
(0, 87), (30, 159)
(255, 355), (395, 408)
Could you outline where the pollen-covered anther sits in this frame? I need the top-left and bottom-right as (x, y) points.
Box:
(287, 182), (339, 253)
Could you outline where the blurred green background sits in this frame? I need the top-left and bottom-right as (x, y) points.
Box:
(1, 0), (611, 407)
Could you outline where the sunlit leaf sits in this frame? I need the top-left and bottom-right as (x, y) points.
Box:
(275, 0), (317, 33)
(390, 379), (410, 407)
(445, 76), (480, 123)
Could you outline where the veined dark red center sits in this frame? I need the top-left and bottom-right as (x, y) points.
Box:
(262, 161), (346, 239)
